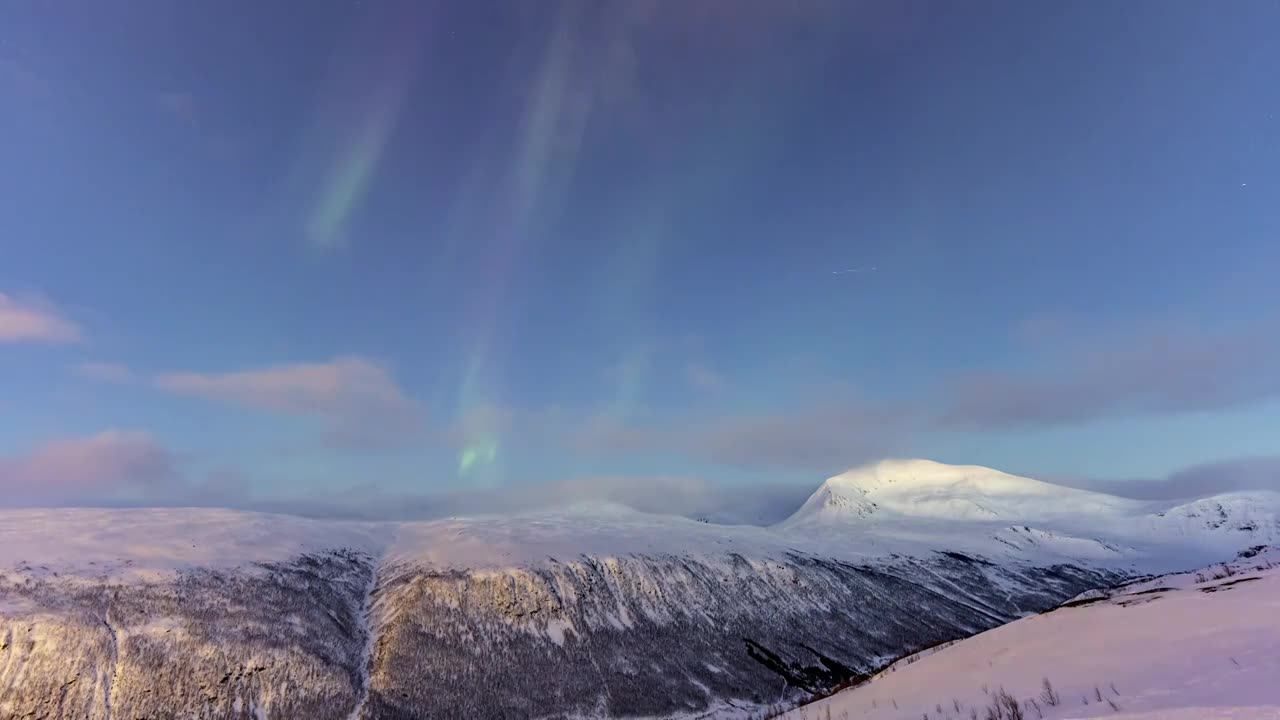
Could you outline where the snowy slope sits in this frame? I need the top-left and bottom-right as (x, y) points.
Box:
(780, 459), (1280, 572)
(1148, 493), (1280, 540)
(783, 459), (1144, 526)
(784, 547), (1280, 720)
(0, 507), (389, 582)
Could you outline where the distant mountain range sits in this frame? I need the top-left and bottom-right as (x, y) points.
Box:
(2, 459), (1276, 719)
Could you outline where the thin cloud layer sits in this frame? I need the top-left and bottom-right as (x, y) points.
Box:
(685, 363), (728, 393)
(0, 431), (176, 505)
(689, 404), (910, 470)
(1057, 455), (1280, 501)
(565, 316), (1280, 473)
(0, 427), (808, 524)
(154, 356), (424, 447)
(0, 292), (81, 344)
(251, 475), (813, 526)
(940, 319), (1280, 429)
(571, 396), (913, 472)
(120, 453), (1280, 521)
(4, 427), (1278, 522)
(74, 362), (134, 383)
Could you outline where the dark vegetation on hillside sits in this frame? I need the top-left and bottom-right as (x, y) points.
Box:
(1, 551), (1118, 719)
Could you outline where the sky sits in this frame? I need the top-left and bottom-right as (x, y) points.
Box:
(2, 1), (1279, 521)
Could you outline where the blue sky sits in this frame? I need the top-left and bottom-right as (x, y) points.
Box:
(2, 1), (1278, 517)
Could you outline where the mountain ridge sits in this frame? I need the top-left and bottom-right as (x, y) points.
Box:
(2, 459), (1277, 718)
(2, 459), (1276, 577)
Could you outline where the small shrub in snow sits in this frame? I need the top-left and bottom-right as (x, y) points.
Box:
(983, 687), (1024, 720)
(1039, 677), (1059, 706)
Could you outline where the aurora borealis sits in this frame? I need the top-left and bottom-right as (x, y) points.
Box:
(3, 1), (1280, 514)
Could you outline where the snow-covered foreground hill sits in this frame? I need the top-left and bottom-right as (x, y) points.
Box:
(784, 547), (1280, 720)
(1, 459), (1277, 718)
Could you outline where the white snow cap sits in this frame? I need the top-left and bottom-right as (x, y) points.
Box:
(786, 458), (1138, 525)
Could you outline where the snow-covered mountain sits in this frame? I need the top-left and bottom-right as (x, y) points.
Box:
(784, 459), (1142, 526)
(1, 459), (1276, 718)
(783, 459), (1280, 568)
(1153, 492), (1280, 539)
(785, 545), (1280, 720)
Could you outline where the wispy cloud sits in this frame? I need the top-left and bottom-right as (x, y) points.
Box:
(153, 452), (1280, 521)
(0, 431), (255, 508)
(567, 314), (1280, 470)
(243, 474), (812, 526)
(0, 431), (176, 505)
(688, 404), (911, 470)
(685, 362), (728, 393)
(0, 426), (808, 523)
(74, 362), (134, 383)
(6, 428), (1276, 520)
(0, 292), (82, 344)
(939, 317), (1280, 429)
(1050, 455), (1280, 500)
(572, 399), (912, 472)
(154, 356), (424, 447)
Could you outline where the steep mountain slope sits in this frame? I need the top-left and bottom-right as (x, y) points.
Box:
(785, 546), (1280, 720)
(0, 545), (376, 720)
(0, 506), (1119, 719)
(360, 550), (1113, 718)
(1, 460), (1277, 718)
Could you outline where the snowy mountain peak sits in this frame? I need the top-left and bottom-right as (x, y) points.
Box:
(824, 458), (1058, 494)
(1156, 491), (1280, 541)
(778, 460), (1280, 565)
(784, 458), (1138, 526)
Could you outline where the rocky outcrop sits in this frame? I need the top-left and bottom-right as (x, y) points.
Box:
(1, 550), (373, 720)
